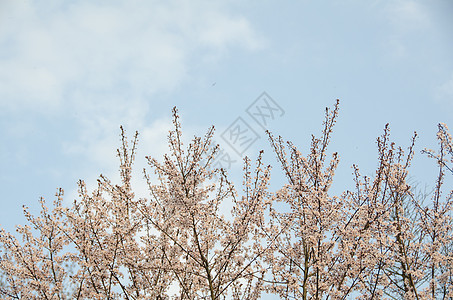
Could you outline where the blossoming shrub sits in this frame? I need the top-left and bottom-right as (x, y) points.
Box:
(0, 103), (451, 299)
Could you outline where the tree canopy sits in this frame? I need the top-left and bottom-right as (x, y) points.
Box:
(1, 102), (452, 299)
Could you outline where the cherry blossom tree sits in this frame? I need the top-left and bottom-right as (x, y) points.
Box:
(0, 104), (451, 299)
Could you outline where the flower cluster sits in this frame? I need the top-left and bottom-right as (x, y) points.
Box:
(0, 103), (451, 299)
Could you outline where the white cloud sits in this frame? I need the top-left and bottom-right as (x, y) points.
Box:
(380, 0), (431, 59)
(386, 0), (430, 30)
(199, 13), (265, 51)
(0, 0), (265, 113)
(0, 0), (266, 187)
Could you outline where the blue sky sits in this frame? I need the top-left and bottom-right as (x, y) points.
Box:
(0, 0), (452, 232)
